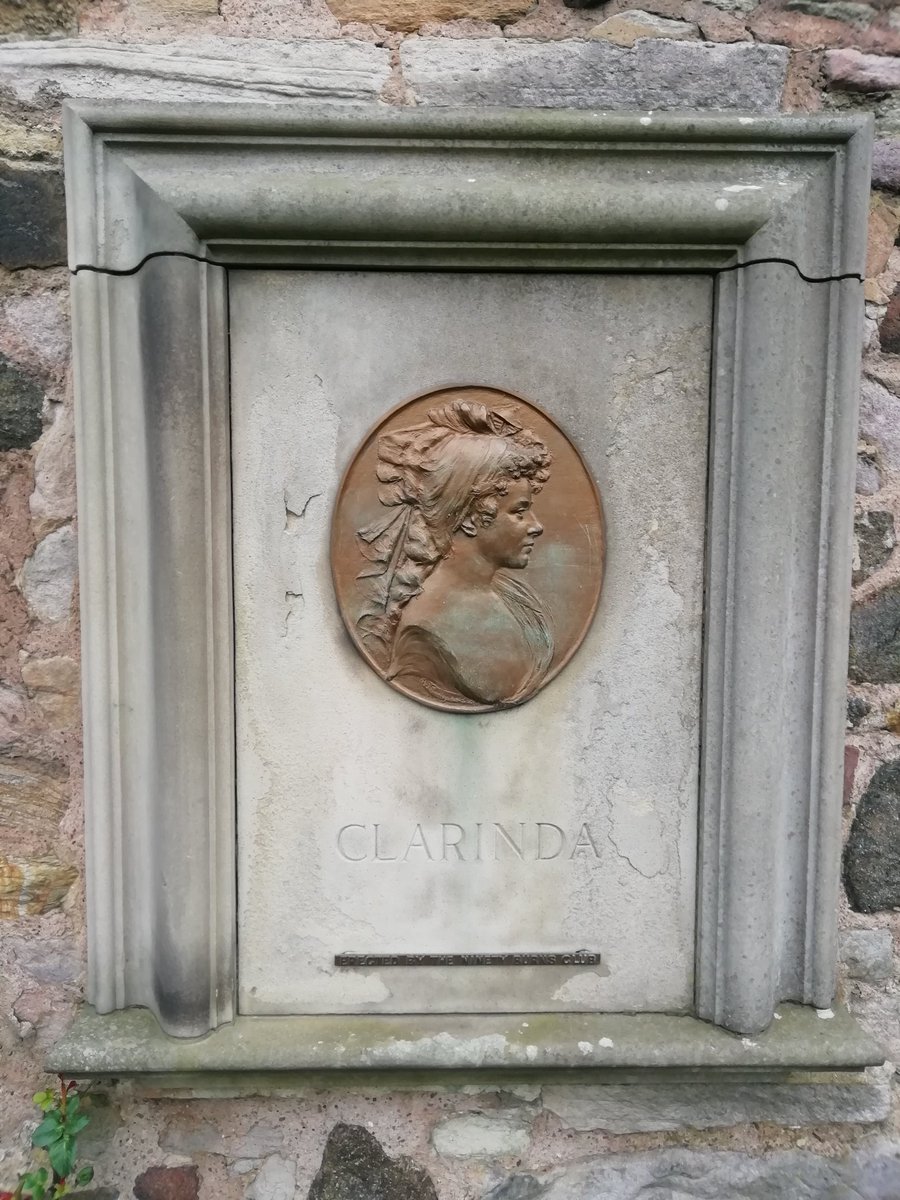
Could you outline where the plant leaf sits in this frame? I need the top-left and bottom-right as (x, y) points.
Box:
(32, 1117), (63, 1148)
(48, 1135), (75, 1179)
(74, 1166), (93, 1187)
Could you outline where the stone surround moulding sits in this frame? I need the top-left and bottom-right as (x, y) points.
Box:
(58, 103), (880, 1072)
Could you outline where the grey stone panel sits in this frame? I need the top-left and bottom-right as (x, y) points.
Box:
(542, 1071), (892, 1132)
(0, 38), (391, 106)
(487, 1146), (900, 1200)
(400, 39), (789, 111)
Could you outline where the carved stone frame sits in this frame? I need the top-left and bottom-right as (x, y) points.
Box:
(57, 103), (880, 1071)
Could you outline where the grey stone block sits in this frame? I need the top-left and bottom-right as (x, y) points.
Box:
(844, 759), (900, 912)
(850, 583), (900, 683)
(0, 38), (391, 105)
(0, 353), (44, 451)
(785, 0), (875, 24)
(541, 1071), (891, 1133)
(487, 1146), (900, 1200)
(856, 453), (882, 495)
(20, 525), (76, 624)
(401, 38), (789, 111)
(859, 377), (900, 477)
(308, 1125), (437, 1200)
(432, 1112), (532, 1158)
(841, 928), (893, 982)
(873, 139), (900, 193)
(245, 1155), (295, 1200)
(853, 510), (894, 584)
(0, 161), (66, 270)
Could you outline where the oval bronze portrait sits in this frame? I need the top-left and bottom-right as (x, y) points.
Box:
(331, 386), (605, 713)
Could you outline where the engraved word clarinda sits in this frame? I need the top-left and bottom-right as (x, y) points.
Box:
(331, 385), (606, 712)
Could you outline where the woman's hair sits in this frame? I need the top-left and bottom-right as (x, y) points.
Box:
(355, 397), (551, 661)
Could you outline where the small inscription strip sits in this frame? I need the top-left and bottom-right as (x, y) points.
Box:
(334, 952), (601, 968)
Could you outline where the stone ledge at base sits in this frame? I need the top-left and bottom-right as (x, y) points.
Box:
(47, 1004), (883, 1079)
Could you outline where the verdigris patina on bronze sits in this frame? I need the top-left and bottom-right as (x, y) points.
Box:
(331, 386), (604, 712)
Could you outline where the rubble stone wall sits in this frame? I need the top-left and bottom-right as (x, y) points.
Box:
(1, 1), (900, 1196)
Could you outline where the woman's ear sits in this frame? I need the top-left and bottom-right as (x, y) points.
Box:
(459, 516), (478, 538)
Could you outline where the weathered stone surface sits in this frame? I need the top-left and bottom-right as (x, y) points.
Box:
(707, 0), (757, 11)
(542, 1074), (891, 1133)
(0, 0), (77, 37)
(21, 654), (80, 727)
(826, 48), (900, 91)
(867, 194), (900, 282)
(133, 1166), (200, 1200)
(849, 583), (900, 683)
(845, 758), (900, 912)
(848, 696), (871, 727)
(589, 10), (700, 46)
(162, 1119), (284, 1158)
(19, 524), (77, 623)
(841, 928), (893, 982)
(246, 1155), (295, 1200)
(400, 39), (789, 110)
(0, 753), (68, 844)
(873, 139), (900, 194)
(859, 377), (900, 476)
(0, 162), (66, 270)
(1, 291), (70, 377)
(488, 1147), (900, 1200)
(30, 402), (76, 538)
(308, 1124), (438, 1200)
(880, 292), (900, 356)
(0, 115), (60, 162)
(0, 853), (77, 917)
(0, 39), (391, 105)
(5, 933), (81, 983)
(135, 0), (218, 13)
(695, 7), (751, 41)
(785, 0), (874, 24)
(0, 354), (43, 452)
(432, 1112), (532, 1158)
(326, 0), (532, 31)
(853, 510), (894, 584)
(844, 743), (860, 804)
(856, 452), (881, 495)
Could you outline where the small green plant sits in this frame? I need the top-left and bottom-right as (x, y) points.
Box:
(0, 1077), (94, 1200)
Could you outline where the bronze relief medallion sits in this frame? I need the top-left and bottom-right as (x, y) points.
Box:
(331, 386), (605, 713)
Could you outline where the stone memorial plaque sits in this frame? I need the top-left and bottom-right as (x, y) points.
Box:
(233, 271), (711, 1015)
(61, 108), (873, 1060)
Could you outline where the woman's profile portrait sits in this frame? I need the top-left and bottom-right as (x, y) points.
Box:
(331, 386), (605, 713)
